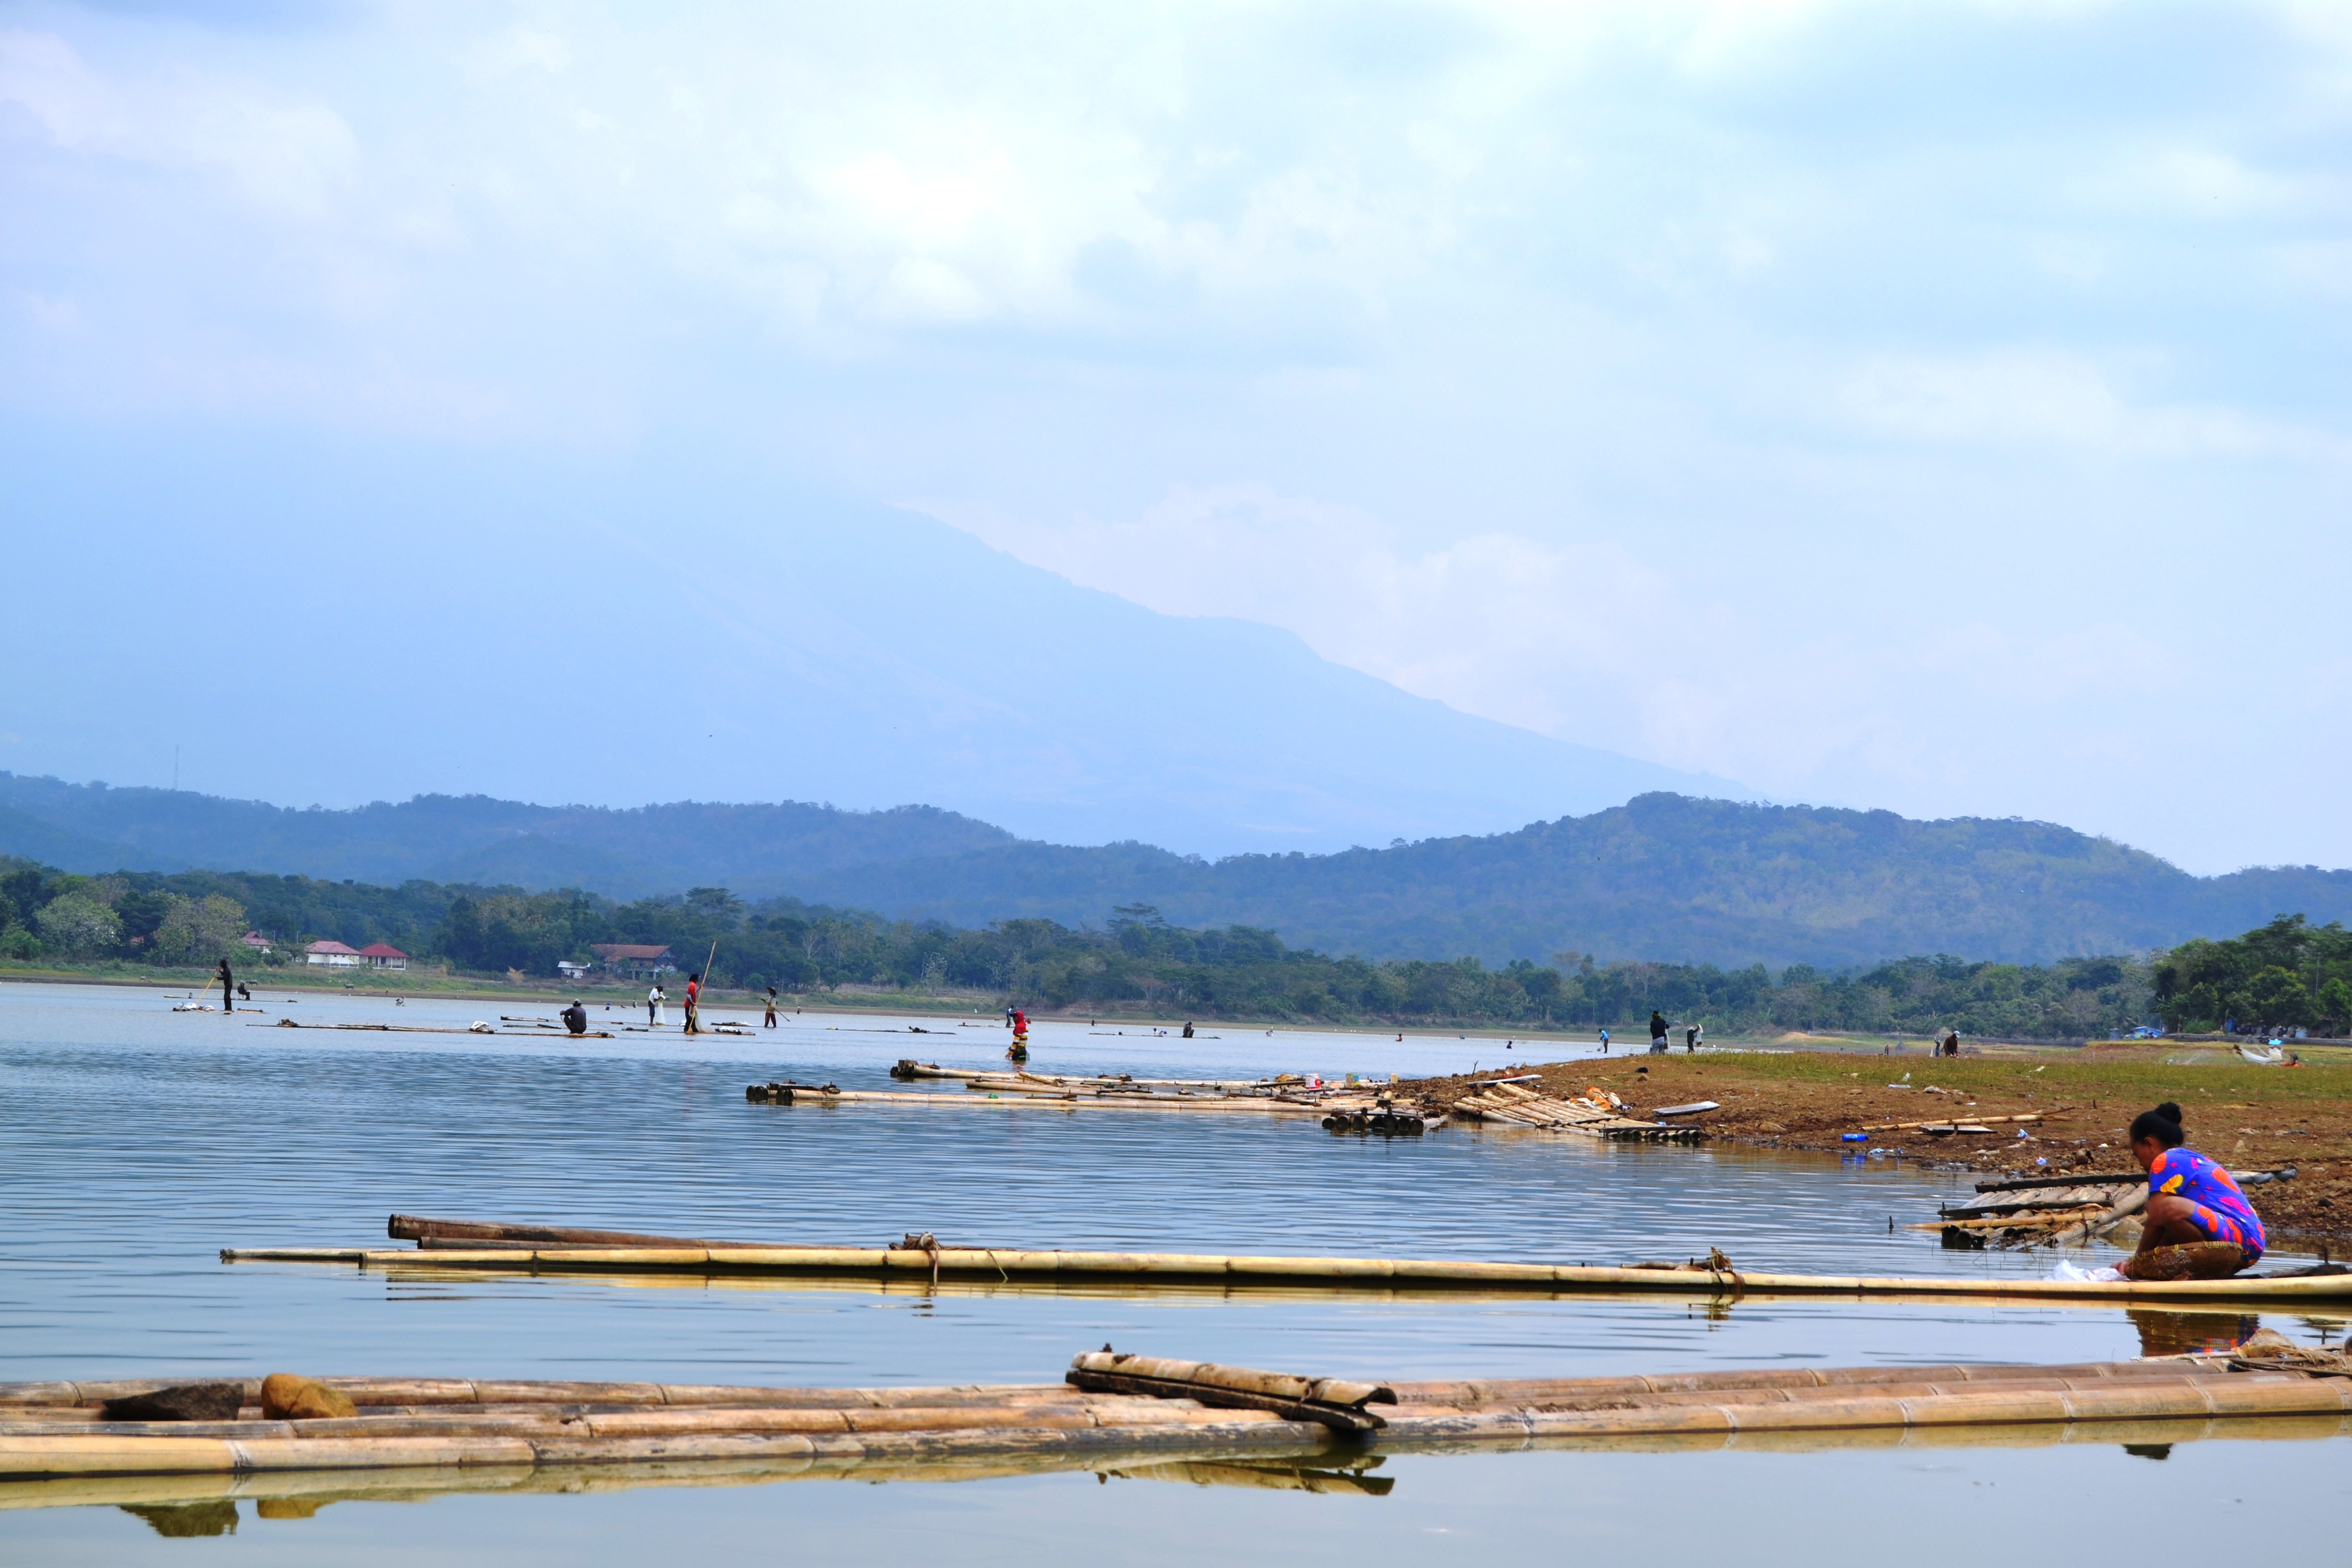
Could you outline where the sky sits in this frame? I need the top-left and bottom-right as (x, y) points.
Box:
(3, 1), (2348, 874)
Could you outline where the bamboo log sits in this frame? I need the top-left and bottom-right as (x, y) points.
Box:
(0, 1360), (2342, 1491)
(1859, 1112), (2047, 1134)
(388, 1215), (802, 1251)
(216, 1242), (2352, 1302)
(2046, 1185), (2149, 1247)
(749, 1086), (1335, 1115)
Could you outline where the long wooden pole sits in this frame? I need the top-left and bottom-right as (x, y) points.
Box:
(217, 1240), (2352, 1303)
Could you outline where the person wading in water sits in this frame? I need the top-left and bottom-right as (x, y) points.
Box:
(684, 972), (701, 1035)
(764, 987), (779, 1028)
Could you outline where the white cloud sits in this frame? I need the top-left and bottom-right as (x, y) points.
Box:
(0, 29), (356, 217)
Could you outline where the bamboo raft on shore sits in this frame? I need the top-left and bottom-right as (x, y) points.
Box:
(4, 1348), (2350, 1509)
(1923, 1167), (2294, 1249)
(1447, 1081), (1702, 1144)
(219, 1215), (2352, 1303)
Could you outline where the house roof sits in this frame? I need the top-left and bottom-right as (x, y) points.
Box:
(357, 943), (409, 959)
(305, 940), (361, 955)
(590, 943), (674, 960)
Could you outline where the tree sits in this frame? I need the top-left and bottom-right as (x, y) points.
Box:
(34, 894), (121, 957)
(2316, 977), (2352, 1037)
(149, 894), (249, 966)
(2245, 966), (2308, 1028)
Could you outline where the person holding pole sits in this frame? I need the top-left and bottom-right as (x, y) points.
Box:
(215, 958), (233, 1015)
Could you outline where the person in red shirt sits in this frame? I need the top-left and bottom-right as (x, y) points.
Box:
(684, 972), (701, 1035)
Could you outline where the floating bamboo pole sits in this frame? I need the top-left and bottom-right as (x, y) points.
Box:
(0, 1355), (2345, 1496)
(218, 1241), (2352, 1303)
(745, 1084), (1344, 1115)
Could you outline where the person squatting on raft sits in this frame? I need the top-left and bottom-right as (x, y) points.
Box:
(2116, 1101), (2265, 1281)
(560, 999), (589, 1036)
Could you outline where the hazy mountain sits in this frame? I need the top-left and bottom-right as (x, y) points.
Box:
(3, 428), (1743, 859)
(764, 794), (2352, 968)
(5, 777), (2346, 970)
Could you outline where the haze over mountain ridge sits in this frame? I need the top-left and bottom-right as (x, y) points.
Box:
(4, 431), (1742, 861)
(5, 774), (2345, 972)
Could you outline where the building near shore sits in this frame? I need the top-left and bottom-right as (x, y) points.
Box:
(357, 943), (409, 972)
(590, 943), (675, 979)
(303, 940), (363, 968)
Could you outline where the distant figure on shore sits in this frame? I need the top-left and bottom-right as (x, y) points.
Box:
(1649, 1012), (1668, 1054)
(560, 999), (589, 1035)
(1684, 1024), (1701, 1053)
(1941, 1029), (1961, 1057)
(764, 987), (780, 1028)
(648, 984), (665, 1026)
(214, 958), (234, 1015)
(684, 972), (701, 1035)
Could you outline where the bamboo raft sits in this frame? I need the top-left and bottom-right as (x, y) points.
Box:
(1925, 1167), (2294, 1249)
(1447, 1081), (1703, 1144)
(4, 1348), (2349, 1510)
(220, 1215), (2352, 1303)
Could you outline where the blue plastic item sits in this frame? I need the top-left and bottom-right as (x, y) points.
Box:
(1841, 1132), (1869, 1142)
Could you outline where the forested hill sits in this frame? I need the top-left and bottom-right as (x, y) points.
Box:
(770, 795), (2352, 969)
(3, 776), (2348, 969)
(0, 775), (1015, 895)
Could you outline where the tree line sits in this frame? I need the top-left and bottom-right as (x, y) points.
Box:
(7, 855), (2342, 1038)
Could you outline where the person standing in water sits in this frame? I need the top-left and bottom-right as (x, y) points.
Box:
(763, 987), (779, 1028)
(648, 982), (665, 1026)
(683, 972), (701, 1035)
(1599, 1026), (1609, 1054)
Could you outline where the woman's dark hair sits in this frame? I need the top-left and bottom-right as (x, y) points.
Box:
(2129, 1102), (2185, 1147)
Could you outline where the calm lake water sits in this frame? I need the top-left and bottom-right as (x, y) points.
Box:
(3, 981), (2345, 1563)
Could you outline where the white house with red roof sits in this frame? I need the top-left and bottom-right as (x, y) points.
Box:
(358, 943), (409, 972)
(303, 940), (363, 968)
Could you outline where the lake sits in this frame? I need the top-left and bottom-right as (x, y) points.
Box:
(2, 981), (2343, 1563)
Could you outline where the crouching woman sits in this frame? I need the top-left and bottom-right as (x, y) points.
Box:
(2121, 1101), (2265, 1281)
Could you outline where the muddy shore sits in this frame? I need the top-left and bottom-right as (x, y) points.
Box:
(1401, 1047), (2352, 1250)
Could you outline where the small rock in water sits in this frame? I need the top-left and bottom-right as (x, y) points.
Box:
(102, 1382), (245, 1422)
(260, 1373), (357, 1420)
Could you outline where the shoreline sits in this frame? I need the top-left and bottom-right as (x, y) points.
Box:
(1400, 1052), (2352, 1248)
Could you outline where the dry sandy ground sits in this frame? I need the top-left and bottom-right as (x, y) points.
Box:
(1402, 1045), (2352, 1250)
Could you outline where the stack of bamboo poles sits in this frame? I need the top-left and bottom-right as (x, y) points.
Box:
(1927, 1166), (2293, 1250)
(4, 1352), (2349, 1505)
(1449, 1082), (1701, 1144)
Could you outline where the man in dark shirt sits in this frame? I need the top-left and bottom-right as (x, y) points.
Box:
(560, 999), (589, 1035)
